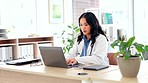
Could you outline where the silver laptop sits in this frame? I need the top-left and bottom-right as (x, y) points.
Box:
(39, 46), (69, 68)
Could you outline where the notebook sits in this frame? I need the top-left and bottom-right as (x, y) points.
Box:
(39, 46), (73, 68)
(83, 65), (109, 71)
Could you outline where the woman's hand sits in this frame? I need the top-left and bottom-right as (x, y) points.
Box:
(66, 58), (78, 65)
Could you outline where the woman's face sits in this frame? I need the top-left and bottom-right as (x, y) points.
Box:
(80, 18), (91, 37)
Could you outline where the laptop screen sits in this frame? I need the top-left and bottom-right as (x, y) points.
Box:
(39, 46), (68, 68)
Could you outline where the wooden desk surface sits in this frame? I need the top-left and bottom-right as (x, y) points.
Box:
(91, 60), (148, 83)
(1, 61), (147, 83)
(0, 63), (118, 83)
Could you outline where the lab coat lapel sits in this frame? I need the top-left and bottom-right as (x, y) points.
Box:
(78, 40), (84, 57)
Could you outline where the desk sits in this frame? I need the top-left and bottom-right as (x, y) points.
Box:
(1, 62), (147, 83)
(91, 61), (148, 83)
(0, 64), (118, 83)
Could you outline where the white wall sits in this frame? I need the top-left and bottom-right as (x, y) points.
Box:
(36, 0), (73, 46)
(134, 0), (148, 44)
(0, 0), (1, 26)
(0, 0), (37, 37)
(0, 0), (73, 46)
(1, 0), (147, 45)
(36, 0), (73, 36)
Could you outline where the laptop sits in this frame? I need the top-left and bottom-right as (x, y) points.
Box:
(39, 46), (72, 68)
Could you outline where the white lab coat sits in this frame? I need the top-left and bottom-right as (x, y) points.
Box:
(66, 34), (109, 65)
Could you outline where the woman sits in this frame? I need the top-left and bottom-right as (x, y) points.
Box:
(66, 12), (109, 65)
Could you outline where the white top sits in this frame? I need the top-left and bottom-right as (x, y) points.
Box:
(66, 34), (109, 65)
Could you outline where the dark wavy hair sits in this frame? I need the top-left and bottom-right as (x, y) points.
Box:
(77, 12), (108, 47)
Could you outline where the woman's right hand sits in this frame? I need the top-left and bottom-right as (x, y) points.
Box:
(66, 58), (78, 65)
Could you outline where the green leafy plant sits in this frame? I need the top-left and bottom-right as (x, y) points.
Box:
(59, 24), (80, 54)
(111, 36), (148, 60)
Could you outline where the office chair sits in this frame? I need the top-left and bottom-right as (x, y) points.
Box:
(107, 53), (117, 65)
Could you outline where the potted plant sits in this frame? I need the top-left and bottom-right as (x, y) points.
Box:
(55, 24), (80, 54)
(111, 36), (148, 77)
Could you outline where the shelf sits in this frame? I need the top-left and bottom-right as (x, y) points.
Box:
(0, 39), (17, 44)
(0, 36), (54, 61)
(0, 43), (16, 47)
(18, 36), (53, 43)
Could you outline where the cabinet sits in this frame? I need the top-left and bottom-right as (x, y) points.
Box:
(0, 36), (54, 61)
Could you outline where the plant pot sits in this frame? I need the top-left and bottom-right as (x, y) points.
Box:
(117, 56), (141, 77)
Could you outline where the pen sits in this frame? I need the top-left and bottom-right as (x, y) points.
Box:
(78, 72), (88, 75)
